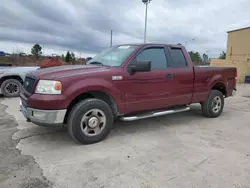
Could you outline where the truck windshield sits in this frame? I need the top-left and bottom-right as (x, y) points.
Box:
(86, 45), (138, 67)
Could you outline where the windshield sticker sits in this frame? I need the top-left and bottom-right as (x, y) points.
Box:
(118, 46), (130, 49)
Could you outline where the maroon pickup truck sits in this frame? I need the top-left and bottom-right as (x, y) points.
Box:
(20, 43), (237, 144)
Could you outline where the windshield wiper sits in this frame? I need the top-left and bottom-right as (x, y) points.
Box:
(88, 61), (104, 66)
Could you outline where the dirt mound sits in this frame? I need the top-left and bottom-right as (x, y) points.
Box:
(39, 57), (64, 68)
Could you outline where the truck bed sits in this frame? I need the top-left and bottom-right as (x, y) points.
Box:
(192, 66), (237, 103)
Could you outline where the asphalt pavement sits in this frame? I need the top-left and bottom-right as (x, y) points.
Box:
(1, 84), (250, 188)
(0, 94), (51, 188)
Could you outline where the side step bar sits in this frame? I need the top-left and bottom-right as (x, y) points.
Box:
(120, 106), (190, 121)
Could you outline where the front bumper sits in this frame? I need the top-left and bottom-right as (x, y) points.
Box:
(20, 100), (67, 127)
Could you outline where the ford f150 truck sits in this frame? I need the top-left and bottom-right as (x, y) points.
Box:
(20, 43), (237, 144)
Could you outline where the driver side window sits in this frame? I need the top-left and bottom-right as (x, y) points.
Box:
(136, 47), (168, 69)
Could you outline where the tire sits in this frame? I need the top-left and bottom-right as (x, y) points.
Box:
(1, 79), (22, 97)
(201, 89), (224, 118)
(67, 98), (114, 144)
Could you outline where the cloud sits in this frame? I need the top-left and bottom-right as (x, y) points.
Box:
(0, 0), (249, 57)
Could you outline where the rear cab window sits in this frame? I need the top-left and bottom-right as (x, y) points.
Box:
(169, 47), (188, 68)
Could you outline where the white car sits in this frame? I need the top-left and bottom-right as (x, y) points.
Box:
(0, 66), (39, 97)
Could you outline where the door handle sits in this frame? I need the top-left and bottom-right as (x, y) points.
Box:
(166, 73), (173, 80)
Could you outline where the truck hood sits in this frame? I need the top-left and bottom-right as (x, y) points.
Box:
(31, 65), (111, 80)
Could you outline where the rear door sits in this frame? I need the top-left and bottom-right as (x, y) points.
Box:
(124, 45), (173, 113)
(165, 46), (194, 105)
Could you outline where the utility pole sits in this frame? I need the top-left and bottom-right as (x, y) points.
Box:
(42, 44), (45, 57)
(144, 2), (148, 43)
(142, 0), (152, 43)
(110, 30), (113, 47)
(206, 50), (210, 61)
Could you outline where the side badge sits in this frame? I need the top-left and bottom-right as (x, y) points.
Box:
(112, 76), (123, 81)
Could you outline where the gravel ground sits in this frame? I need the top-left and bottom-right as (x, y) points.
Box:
(0, 84), (250, 188)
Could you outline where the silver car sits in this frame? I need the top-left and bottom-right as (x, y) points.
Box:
(0, 66), (39, 97)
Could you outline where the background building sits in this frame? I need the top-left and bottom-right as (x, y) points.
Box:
(226, 27), (250, 62)
(211, 26), (250, 83)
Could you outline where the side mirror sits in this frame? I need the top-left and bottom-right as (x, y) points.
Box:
(128, 60), (151, 75)
(86, 57), (92, 61)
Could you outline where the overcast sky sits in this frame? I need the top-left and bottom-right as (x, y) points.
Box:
(0, 0), (249, 58)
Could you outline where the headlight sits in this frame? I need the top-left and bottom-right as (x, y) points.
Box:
(35, 80), (62, 94)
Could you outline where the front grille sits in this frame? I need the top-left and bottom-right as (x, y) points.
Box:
(23, 76), (36, 94)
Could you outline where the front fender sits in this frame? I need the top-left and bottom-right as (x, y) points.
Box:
(0, 72), (26, 81)
(63, 78), (123, 107)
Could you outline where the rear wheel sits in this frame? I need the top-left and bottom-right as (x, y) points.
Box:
(67, 98), (114, 144)
(1, 79), (22, 97)
(201, 90), (224, 118)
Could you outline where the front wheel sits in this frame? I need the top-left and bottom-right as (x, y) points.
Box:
(1, 79), (22, 97)
(67, 98), (114, 144)
(201, 90), (224, 118)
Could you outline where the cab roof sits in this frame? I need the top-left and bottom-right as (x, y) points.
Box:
(116, 43), (183, 48)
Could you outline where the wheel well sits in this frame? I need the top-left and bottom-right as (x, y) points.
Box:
(212, 83), (226, 96)
(0, 75), (23, 87)
(64, 91), (118, 124)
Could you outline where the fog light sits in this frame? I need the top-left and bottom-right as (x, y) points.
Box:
(32, 111), (46, 119)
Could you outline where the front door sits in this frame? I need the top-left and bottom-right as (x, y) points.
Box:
(124, 46), (173, 113)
